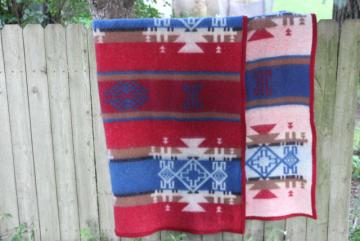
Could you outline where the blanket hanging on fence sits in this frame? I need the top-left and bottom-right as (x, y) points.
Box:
(93, 16), (247, 237)
(244, 12), (317, 219)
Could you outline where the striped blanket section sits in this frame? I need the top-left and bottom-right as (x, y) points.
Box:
(93, 16), (247, 236)
(244, 13), (317, 219)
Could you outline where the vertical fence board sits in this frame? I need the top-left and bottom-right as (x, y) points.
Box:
(327, 20), (360, 241)
(305, 20), (340, 241)
(223, 232), (243, 241)
(23, 24), (61, 241)
(202, 233), (223, 241)
(186, 233), (202, 241)
(87, 29), (120, 241)
(66, 24), (100, 237)
(45, 24), (81, 241)
(0, 29), (19, 236)
(1, 25), (41, 240)
(244, 220), (264, 241)
(286, 217), (306, 241)
(264, 221), (285, 241)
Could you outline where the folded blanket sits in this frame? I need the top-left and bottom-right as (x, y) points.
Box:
(93, 16), (247, 236)
(244, 13), (317, 219)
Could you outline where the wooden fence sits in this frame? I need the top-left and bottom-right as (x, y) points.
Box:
(0, 20), (359, 241)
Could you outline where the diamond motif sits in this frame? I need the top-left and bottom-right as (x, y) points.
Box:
(105, 81), (148, 111)
(158, 167), (175, 182)
(177, 159), (210, 192)
(246, 145), (282, 179)
(212, 168), (227, 184)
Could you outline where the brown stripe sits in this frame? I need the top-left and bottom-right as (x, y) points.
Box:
(246, 58), (310, 71)
(109, 147), (242, 160)
(246, 97), (309, 108)
(249, 180), (280, 190)
(98, 74), (240, 82)
(102, 111), (240, 120)
(114, 194), (242, 207)
(114, 194), (155, 207)
(109, 147), (152, 159)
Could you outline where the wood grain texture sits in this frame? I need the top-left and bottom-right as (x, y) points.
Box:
(264, 221), (285, 241)
(45, 24), (81, 241)
(244, 220), (264, 241)
(87, 29), (121, 241)
(1, 25), (41, 241)
(23, 24), (61, 241)
(306, 20), (340, 241)
(0, 28), (19, 236)
(327, 19), (360, 241)
(66, 24), (100, 238)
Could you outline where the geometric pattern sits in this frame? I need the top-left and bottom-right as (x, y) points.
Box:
(105, 81), (148, 111)
(246, 145), (282, 179)
(151, 137), (237, 212)
(143, 17), (237, 54)
(246, 143), (301, 179)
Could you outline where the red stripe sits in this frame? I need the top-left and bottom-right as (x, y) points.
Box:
(104, 120), (243, 149)
(240, 16), (248, 220)
(114, 203), (244, 237)
(96, 42), (243, 72)
(309, 13), (318, 219)
(99, 80), (241, 113)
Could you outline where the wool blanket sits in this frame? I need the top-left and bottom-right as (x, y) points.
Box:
(93, 16), (247, 236)
(244, 12), (317, 219)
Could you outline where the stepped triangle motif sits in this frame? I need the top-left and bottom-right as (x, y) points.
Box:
(253, 189), (277, 199)
(174, 32), (208, 53)
(249, 29), (274, 41)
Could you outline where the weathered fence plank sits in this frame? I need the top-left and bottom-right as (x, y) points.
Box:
(264, 221), (285, 241)
(23, 24), (61, 241)
(87, 29), (121, 241)
(223, 232), (243, 241)
(202, 232), (223, 241)
(305, 20), (340, 241)
(1, 25), (41, 240)
(0, 29), (19, 236)
(244, 221), (264, 241)
(327, 20), (360, 241)
(286, 217), (306, 241)
(66, 24), (100, 237)
(45, 24), (81, 241)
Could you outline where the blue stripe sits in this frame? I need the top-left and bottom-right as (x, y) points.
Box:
(246, 64), (310, 102)
(103, 116), (240, 123)
(109, 158), (242, 196)
(97, 70), (240, 76)
(246, 55), (310, 64)
(93, 16), (243, 30)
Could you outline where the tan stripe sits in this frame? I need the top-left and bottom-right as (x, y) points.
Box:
(109, 147), (242, 159)
(114, 194), (242, 207)
(247, 97), (309, 108)
(102, 32), (179, 43)
(102, 31), (243, 44)
(246, 58), (310, 71)
(102, 112), (240, 120)
(98, 74), (240, 82)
